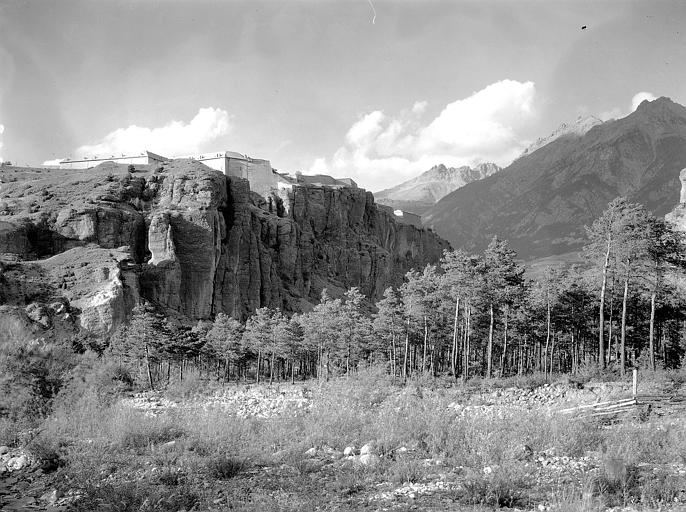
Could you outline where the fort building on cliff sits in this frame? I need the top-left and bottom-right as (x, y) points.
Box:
(377, 204), (423, 228)
(54, 149), (372, 209)
(56, 151), (168, 169)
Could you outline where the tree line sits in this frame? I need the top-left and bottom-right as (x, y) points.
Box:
(109, 197), (686, 387)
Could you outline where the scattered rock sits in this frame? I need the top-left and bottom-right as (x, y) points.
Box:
(343, 446), (356, 457)
(0, 445), (9, 455)
(359, 453), (380, 466)
(360, 443), (375, 455)
(7, 454), (29, 471)
(39, 489), (62, 505)
(514, 444), (534, 461)
(304, 447), (317, 457)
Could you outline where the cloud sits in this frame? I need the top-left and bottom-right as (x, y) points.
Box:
(63, 107), (231, 161)
(631, 91), (657, 111)
(310, 80), (536, 191)
(598, 91), (659, 123)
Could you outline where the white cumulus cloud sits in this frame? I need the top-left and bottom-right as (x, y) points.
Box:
(310, 79), (536, 191)
(61, 107), (231, 162)
(631, 91), (657, 111)
(599, 91), (659, 122)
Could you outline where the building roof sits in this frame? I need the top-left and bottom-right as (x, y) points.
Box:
(297, 174), (348, 186)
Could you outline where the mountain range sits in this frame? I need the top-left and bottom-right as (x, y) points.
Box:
(375, 163), (501, 214)
(423, 97), (686, 259)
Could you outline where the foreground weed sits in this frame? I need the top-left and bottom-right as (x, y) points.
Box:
(329, 467), (368, 496)
(387, 456), (426, 484)
(456, 465), (534, 508)
(71, 481), (199, 512)
(207, 453), (248, 480)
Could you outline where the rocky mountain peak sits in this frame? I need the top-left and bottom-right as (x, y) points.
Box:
(519, 115), (604, 159)
(375, 162), (501, 215)
(631, 96), (686, 126)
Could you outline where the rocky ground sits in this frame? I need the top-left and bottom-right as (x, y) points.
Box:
(2, 379), (686, 511)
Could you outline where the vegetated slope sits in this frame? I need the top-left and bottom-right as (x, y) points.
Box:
(0, 160), (448, 336)
(375, 163), (500, 214)
(423, 97), (686, 259)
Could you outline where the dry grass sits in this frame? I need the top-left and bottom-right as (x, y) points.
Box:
(9, 365), (686, 511)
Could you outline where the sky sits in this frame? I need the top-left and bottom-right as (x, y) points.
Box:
(0, 0), (685, 192)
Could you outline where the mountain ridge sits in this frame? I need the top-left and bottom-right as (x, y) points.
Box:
(423, 96), (686, 259)
(375, 162), (501, 214)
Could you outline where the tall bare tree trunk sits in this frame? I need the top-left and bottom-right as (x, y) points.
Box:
(599, 234), (612, 368)
(499, 305), (509, 377)
(463, 304), (471, 382)
(256, 349), (261, 384)
(487, 304), (494, 378)
(549, 331), (556, 375)
(649, 292), (656, 371)
(422, 316), (428, 374)
(544, 294), (551, 378)
(607, 275), (615, 365)
(620, 264), (630, 377)
(391, 332), (397, 380)
(145, 344), (154, 390)
(451, 298), (460, 378)
(403, 318), (410, 381)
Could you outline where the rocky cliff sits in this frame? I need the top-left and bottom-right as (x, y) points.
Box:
(0, 160), (448, 337)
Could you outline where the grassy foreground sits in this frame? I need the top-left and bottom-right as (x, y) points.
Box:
(4, 368), (686, 511)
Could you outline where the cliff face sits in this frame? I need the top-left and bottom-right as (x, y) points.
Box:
(0, 160), (448, 336)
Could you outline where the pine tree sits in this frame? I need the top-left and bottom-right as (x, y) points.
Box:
(401, 265), (440, 375)
(440, 250), (481, 379)
(204, 313), (244, 382)
(480, 237), (525, 378)
(111, 303), (170, 389)
(373, 287), (405, 379)
(585, 197), (643, 370)
(243, 307), (278, 384)
(642, 216), (685, 369)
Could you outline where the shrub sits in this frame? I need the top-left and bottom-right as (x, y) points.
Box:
(457, 464), (534, 508)
(207, 454), (247, 480)
(70, 481), (199, 512)
(116, 417), (186, 451)
(26, 433), (67, 472)
(386, 456), (426, 484)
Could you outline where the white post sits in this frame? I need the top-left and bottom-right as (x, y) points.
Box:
(632, 368), (638, 398)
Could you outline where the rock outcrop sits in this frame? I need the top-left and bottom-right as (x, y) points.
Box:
(0, 160), (448, 336)
(666, 168), (686, 231)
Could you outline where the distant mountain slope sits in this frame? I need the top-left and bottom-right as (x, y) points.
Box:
(423, 97), (686, 259)
(518, 115), (604, 159)
(375, 163), (500, 214)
